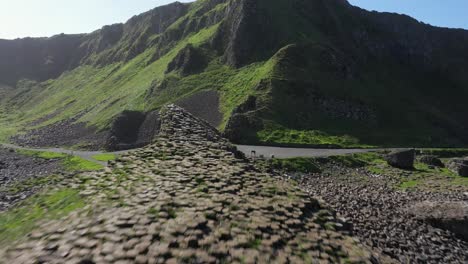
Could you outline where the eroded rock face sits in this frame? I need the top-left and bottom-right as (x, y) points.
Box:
(0, 148), (63, 211)
(166, 44), (207, 76)
(448, 158), (468, 177)
(385, 149), (415, 169)
(175, 90), (223, 127)
(223, 96), (264, 143)
(0, 2), (191, 86)
(409, 201), (468, 241)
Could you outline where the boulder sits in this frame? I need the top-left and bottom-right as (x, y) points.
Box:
(385, 149), (415, 169)
(448, 158), (468, 177)
(419, 155), (444, 168)
(408, 201), (468, 241)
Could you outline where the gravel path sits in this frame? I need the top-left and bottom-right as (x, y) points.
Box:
(3, 142), (388, 164)
(236, 145), (401, 159)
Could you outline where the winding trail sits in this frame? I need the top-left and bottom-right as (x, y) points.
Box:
(0, 143), (398, 165)
(1, 142), (399, 164)
(235, 145), (398, 159)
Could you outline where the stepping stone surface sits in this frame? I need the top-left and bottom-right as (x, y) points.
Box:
(0, 105), (379, 264)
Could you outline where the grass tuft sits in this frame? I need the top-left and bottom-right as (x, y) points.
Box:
(91, 153), (117, 162)
(0, 189), (85, 247)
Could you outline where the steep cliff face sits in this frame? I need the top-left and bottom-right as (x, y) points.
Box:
(214, 0), (468, 146)
(0, 2), (191, 86)
(1, 0), (468, 148)
(0, 35), (84, 85)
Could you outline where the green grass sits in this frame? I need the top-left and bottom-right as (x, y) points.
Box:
(18, 149), (103, 171)
(1, 0), (468, 149)
(399, 180), (420, 189)
(396, 162), (468, 190)
(0, 21), (223, 137)
(63, 156), (104, 171)
(0, 189), (85, 247)
(257, 126), (374, 148)
(92, 153), (117, 162)
(155, 58), (276, 130)
(18, 150), (67, 159)
(452, 177), (468, 186)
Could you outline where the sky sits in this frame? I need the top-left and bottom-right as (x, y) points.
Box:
(0, 0), (467, 39)
(348, 0), (468, 30)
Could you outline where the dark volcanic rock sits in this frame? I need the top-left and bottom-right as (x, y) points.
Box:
(448, 158), (468, 177)
(300, 162), (468, 263)
(223, 95), (263, 143)
(106, 110), (161, 151)
(11, 115), (107, 150)
(175, 90), (223, 127)
(223, 113), (263, 143)
(0, 148), (63, 211)
(419, 155), (445, 168)
(385, 149), (415, 169)
(409, 201), (468, 241)
(107, 111), (146, 147)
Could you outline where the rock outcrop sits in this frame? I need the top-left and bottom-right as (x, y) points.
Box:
(223, 96), (264, 143)
(385, 149), (415, 169)
(448, 158), (468, 177)
(419, 155), (445, 168)
(174, 90), (223, 127)
(0, 2), (191, 86)
(106, 110), (161, 151)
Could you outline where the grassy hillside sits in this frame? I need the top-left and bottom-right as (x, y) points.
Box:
(1, 0), (468, 148)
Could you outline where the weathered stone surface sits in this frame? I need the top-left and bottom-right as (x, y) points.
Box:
(106, 110), (161, 151)
(0, 148), (64, 211)
(448, 158), (468, 177)
(385, 149), (415, 169)
(0, 105), (378, 263)
(419, 155), (444, 168)
(300, 156), (468, 264)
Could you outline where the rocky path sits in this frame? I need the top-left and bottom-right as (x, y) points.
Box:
(0, 105), (383, 264)
(235, 145), (407, 159)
